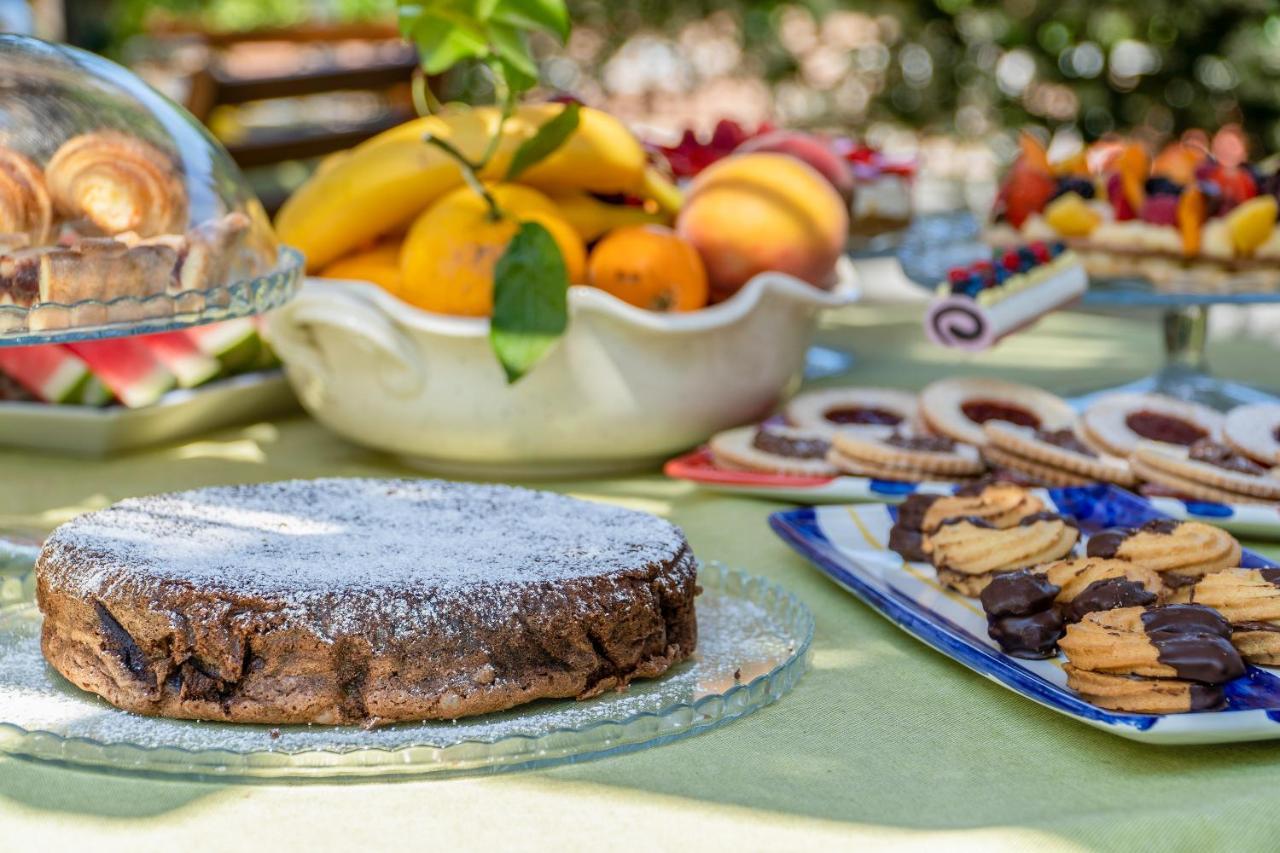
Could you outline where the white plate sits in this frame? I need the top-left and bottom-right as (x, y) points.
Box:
(770, 484), (1280, 744)
(0, 370), (297, 455)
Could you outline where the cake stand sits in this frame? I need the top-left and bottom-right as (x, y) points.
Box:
(896, 211), (1280, 410)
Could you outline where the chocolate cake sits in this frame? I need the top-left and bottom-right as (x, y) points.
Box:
(35, 478), (699, 725)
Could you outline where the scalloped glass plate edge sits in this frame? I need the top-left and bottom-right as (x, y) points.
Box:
(0, 247), (303, 346)
(0, 563), (813, 781)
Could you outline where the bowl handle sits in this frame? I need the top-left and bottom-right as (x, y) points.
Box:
(268, 281), (425, 399)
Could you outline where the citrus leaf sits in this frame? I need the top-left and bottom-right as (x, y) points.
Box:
(490, 221), (569, 383)
(505, 101), (580, 180)
(487, 21), (538, 82)
(490, 0), (569, 41)
(403, 11), (489, 74)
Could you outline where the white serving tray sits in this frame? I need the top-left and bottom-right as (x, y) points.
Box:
(0, 370), (297, 455)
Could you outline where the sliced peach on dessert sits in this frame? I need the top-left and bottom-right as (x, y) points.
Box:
(1176, 185), (1206, 257)
(1152, 142), (1204, 185)
(1044, 192), (1101, 237)
(1116, 143), (1150, 214)
(1052, 150), (1089, 177)
(1225, 195), (1279, 256)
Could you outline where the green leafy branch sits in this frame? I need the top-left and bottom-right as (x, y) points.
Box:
(397, 0), (580, 382)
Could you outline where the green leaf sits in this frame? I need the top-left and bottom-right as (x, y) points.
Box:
(504, 101), (580, 180)
(403, 11), (489, 74)
(490, 221), (569, 383)
(490, 0), (569, 41)
(487, 21), (537, 82)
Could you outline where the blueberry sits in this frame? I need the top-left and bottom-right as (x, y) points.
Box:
(1145, 176), (1183, 196)
(1017, 246), (1038, 269)
(1049, 241), (1067, 257)
(1052, 176), (1095, 201)
(994, 266), (1010, 285)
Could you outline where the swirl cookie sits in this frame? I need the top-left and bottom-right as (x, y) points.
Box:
(887, 483), (1045, 561)
(1059, 604), (1244, 713)
(919, 377), (1075, 446)
(1036, 558), (1165, 621)
(1223, 403), (1280, 466)
(982, 422), (1136, 487)
(1130, 440), (1280, 504)
(830, 430), (985, 478)
(924, 512), (1079, 596)
(1086, 519), (1240, 587)
(784, 387), (918, 435)
(1079, 393), (1223, 457)
(1185, 568), (1280, 665)
(708, 425), (837, 477)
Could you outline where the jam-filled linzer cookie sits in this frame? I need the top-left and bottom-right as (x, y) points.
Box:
(829, 429), (985, 478)
(982, 421), (1136, 487)
(708, 424), (837, 477)
(1086, 519), (1241, 587)
(1059, 605), (1244, 713)
(924, 512), (1079, 596)
(1185, 568), (1280, 665)
(1130, 439), (1280, 505)
(1079, 393), (1223, 457)
(887, 483), (1044, 561)
(1223, 403), (1280, 467)
(918, 377), (1075, 447)
(784, 387), (918, 435)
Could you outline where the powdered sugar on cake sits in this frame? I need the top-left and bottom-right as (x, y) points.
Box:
(39, 478), (690, 637)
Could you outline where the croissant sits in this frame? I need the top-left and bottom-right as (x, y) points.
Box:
(45, 131), (187, 238)
(0, 146), (52, 244)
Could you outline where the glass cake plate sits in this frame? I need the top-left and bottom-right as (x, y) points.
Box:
(0, 563), (812, 780)
(896, 212), (1280, 410)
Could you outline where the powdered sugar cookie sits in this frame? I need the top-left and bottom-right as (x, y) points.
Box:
(784, 387), (918, 435)
(830, 430), (985, 476)
(980, 445), (1094, 487)
(1223, 403), (1280, 466)
(919, 377), (1075, 446)
(708, 425), (838, 477)
(1131, 440), (1280, 500)
(1079, 393), (1222, 457)
(983, 421), (1136, 486)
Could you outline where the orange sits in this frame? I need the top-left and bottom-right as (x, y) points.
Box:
(587, 225), (708, 311)
(399, 183), (586, 317)
(317, 240), (403, 296)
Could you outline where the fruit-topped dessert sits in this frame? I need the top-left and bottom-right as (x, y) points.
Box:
(987, 128), (1280, 291)
(925, 240), (1086, 351)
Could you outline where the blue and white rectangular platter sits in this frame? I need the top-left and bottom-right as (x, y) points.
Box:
(770, 484), (1280, 744)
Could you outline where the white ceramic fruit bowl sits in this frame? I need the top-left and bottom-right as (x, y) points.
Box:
(268, 259), (858, 476)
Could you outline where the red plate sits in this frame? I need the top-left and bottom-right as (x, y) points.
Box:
(663, 447), (837, 488)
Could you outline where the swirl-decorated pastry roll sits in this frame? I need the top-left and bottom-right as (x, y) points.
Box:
(0, 146), (52, 245)
(45, 131), (187, 237)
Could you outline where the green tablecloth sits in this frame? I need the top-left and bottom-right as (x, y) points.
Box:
(3, 304), (1279, 851)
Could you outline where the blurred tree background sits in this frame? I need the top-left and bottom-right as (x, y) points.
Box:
(99, 0), (1280, 150)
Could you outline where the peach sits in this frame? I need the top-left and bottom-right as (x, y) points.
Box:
(676, 152), (849, 301)
(737, 130), (855, 203)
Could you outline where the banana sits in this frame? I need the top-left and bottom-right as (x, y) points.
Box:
(549, 191), (671, 243)
(276, 104), (663, 270)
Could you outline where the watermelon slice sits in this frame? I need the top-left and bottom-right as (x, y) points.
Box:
(77, 375), (114, 407)
(66, 339), (175, 409)
(185, 319), (260, 373)
(135, 331), (220, 388)
(0, 345), (92, 403)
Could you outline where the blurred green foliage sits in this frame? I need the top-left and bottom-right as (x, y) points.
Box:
(107, 0), (1280, 145)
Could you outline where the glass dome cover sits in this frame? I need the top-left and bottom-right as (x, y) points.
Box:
(0, 35), (299, 344)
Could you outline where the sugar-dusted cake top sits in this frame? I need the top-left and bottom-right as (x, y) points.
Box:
(38, 478), (691, 636)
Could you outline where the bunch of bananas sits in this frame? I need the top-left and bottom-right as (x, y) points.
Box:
(276, 104), (682, 295)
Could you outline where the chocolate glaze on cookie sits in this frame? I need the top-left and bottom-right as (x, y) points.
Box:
(1139, 604), (1244, 684)
(1017, 511), (1077, 529)
(887, 494), (942, 561)
(1187, 439), (1268, 477)
(1035, 428), (1098, 458)
(1086, 519), (1180, 558)
(884, 433), (957, 453)
(980, 570), (1064, 658)
(1065, 577), (1156, 623)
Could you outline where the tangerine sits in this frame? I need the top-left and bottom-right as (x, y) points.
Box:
(399, 183), (585, 317)
(587, 225), (708, 312)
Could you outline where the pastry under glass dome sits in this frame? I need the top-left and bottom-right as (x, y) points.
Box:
(0, 34), (301, 345)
